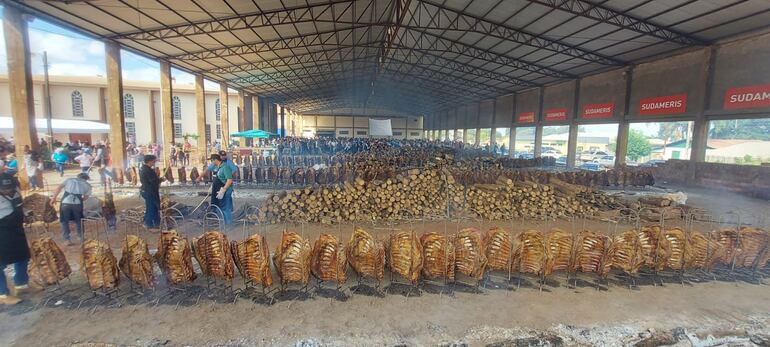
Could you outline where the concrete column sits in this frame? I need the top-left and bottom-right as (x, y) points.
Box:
(251, 95), (260, 132)
(280, 106), (286, 137)
(534, 125), (544, 158)
(243, 95), (253, 146)
(105, 42), (127, 171)
(219, 84), (230, 147)
(508, 127), (516, 158)
(533, 87), (545, 158)
(616, 67), (633, 167)
(615, 122), (629, 166)
(566, 79), (581, 168)
(238, 90), (246, 147)
(194, 74), (207, 160)
(3, 6), (39, 188)
(691, 47), (716, 164)
(566, 124), (579, 168)
(159, 61), (174, 163)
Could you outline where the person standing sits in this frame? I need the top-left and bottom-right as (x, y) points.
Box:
(0, 173), (30, 305)
(74, 151), (93, 173)
(25, 151), (43, 191)
(139, 155), (161, 230)
(52, 148), (68, 177)
(50, 173), (92, 245)
(208, 154), (233, 225)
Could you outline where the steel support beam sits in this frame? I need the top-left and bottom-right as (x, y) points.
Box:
(529, 0), (707, 46)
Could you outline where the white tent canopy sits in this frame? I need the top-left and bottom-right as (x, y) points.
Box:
(0, 117), (110, 134)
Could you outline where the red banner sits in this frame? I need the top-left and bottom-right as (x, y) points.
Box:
(544, 108), (568, 121)
(581, 103), (615, 119)
(724, 84), (770, 109)
(517, 112), (535, 123)
(639, 94), (687, 115)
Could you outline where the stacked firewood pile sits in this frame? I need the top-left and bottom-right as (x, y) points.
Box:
(259, 169), (448, 223)
(258, 167), (626, 223)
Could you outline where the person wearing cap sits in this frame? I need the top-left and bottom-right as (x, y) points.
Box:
(0, 173), (30, 305)
(208, 153), (234, 224)
(50, 173), (92, 245)
(139, 154), (161, 230)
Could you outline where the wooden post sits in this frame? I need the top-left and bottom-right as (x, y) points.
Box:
(159, 60), (174, 164)
(3, 6), (39, 188)
(105, 41), (127, 171)
(219, 84), (230, 148)
(567, 79), (581, 169)
(148, 90), (157, 144)
(195, 74), (207, 161)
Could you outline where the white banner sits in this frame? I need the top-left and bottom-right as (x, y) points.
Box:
(368, 118), (393, 136)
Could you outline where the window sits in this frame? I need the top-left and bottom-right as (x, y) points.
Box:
(123, 94), (135, 118)
(125, 122), (136, 142)
(71, 90), (84, 117)
(338, 130), (349, 135)
(455, 129), (464, 141)
(479, 128), (492, 148)
(215, 98), (221, 121)
(540, 125), (569, 158)
(357, 130), (367, 136)
(205, 124), (211, 143)
(465, 128), (477, 144)
(410, 132), (420, 137)
(216, 124), (222, 139)
(515, 126), (536, 157)
(577, 124), (618, 167)
(172, 96), (181, 120)
(173, 123), (182, 138)
(393, 131), (403, 136)
(629, 121), (693, 164)
(706, 118), (770, 165)
(495, 128), (510, 154)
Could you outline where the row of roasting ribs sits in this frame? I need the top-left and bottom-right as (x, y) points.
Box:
(31, 225), (766, 291)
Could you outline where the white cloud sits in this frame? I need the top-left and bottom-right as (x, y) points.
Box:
(123, 67), (160, 82)
(47, 63), (103, 77)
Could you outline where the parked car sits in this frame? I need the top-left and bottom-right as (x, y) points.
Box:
(594, 155), (616, 167)
(579, 150), (609, 161)
(542, 149), (562, 158)
(579, 162), (603, 171)
(555, 156), (567, 166)
(639, 159), (666, 167)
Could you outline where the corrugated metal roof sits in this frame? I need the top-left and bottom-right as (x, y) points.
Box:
(7, 0), (770, 115)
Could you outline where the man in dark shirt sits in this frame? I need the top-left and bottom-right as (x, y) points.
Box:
(139, 155), (161, 230)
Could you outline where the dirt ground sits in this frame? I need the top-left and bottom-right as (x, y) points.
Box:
(2, 176), (770, 347)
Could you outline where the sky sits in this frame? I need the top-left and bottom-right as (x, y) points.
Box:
(0, 5), (220, 89)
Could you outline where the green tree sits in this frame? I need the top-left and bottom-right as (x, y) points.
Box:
(627, 129), (652, 161)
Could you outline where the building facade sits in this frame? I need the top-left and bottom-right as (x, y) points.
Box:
(0, 74), (241, 146)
